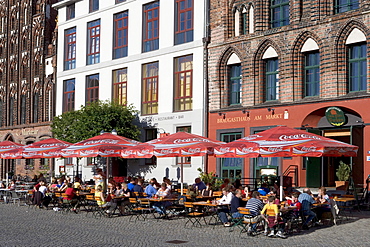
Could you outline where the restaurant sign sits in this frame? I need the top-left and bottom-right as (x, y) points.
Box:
(325, 107), (346, 126)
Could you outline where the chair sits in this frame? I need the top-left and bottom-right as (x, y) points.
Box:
(129, 197), (144, 222)
(213, 191), (222, 198)
(229, 208), (249, 234)
(242, 208), (263, 235)
(85, 194), (98, 217)
(94, 195), (109, 218)
(61, 193), (74, 214)
(184, 202), (206, 228)
(10, 191), (21, 206)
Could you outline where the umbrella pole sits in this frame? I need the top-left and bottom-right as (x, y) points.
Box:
(279, 157), (283, 202)
(181, 163), (184, 195)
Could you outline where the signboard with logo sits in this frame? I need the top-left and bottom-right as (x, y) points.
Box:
(325, 107), (346, 126)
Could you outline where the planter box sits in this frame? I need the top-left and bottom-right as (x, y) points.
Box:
(335, 181), (349, 191)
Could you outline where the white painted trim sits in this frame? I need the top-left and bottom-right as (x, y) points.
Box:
(227, 53), (241, 65)
(346, 28), (366, 44)
(301, 38), (319, 52)
(262, 46), (278, 59)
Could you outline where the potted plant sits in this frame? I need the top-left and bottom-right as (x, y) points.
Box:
(335, 160), (350, 191)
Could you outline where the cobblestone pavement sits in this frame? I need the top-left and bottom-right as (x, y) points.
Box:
(0, 203), (370, 247)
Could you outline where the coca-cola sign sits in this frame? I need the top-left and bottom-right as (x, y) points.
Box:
(241, 147), (255, 153)
(279, 134), (322, 141)
(174, 138), (210, 144)
(187, 148), (201, 153)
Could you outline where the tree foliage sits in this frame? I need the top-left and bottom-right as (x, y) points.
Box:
(51, 100), (141, 143)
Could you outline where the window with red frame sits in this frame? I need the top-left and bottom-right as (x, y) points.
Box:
(86, 74), (99, 104)
(143, 1), (159, 52)
(174, 54), (193, 111)
(175, 0), (193, 45)
(112, 68), (127, 105)
(87, 20), (100, 65)
(64, 27), (76, 70)
(142, 62), (159, 115)
(176, 126), (191, 165)
(113, 11), (128, 59)
(63, 79), (75, 112)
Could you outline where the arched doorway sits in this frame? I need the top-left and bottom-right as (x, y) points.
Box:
(301, 107), (363, 187)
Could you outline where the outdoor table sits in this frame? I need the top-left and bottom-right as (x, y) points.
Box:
(334, 197), (356, 202)
(149, 198), (177, 218)
(196, 196), (214, 201)
(193, 201), (230, 226)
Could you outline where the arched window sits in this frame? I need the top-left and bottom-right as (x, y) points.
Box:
(33, 91), (39, 123)
(346, 28), (367, 92)
(262, 47), (279, 101)
(249, 5), (254, 34)
(301, 38), (320, 97)
(227, 53), (242, 105)
(234, 9), (240, 37)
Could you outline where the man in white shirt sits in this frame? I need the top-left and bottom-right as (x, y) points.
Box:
(217, 186), (234, 226)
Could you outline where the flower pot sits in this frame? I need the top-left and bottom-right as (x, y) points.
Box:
(335, 181), (349, 191)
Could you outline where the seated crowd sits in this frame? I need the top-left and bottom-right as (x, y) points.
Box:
(15, 172), (335, 238)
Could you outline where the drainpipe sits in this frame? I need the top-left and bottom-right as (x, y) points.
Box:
(203, 0), (210, 173)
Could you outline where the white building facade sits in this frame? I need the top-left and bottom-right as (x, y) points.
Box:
(53, 0), (207, 185)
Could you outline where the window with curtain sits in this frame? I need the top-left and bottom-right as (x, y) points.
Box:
(174, 55), (192, 111)
(142, 62), (159, 115)
(112, 68), (127, 105)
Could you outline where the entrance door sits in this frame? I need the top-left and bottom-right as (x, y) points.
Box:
(306, 157), (321, 187)
(305, 128), (322, 187)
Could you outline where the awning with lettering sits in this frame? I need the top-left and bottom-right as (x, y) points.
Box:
(214, 126), (358, 158)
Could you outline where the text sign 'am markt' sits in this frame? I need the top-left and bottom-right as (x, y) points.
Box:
(216, 113), (283, 124)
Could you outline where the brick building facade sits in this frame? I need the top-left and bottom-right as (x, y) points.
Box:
(207, 0), (370, 188)
(0, 0), (57, 180)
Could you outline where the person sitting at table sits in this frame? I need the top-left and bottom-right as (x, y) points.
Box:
(37, 173), (47, 183)
(133, 179), (144, 194)
(241, 185), (250, 198)
(245, 191), (267, 236)
(267, 191), (280, 205)
(261, 196), (287, 239)
(63, 183), (79, 212)
(258, 183), (270, 196)
(220, 178), (230, 191)
(144, 178), (158, 198)
(106, 183), (125, 215)
(281, 192), (301, 232)
(95, 185), (106, 206)
(202, 183), (213, 197)
(217, 185), (234, 227)
(315, 186), (331, 222)
(186, 186), (197, 202)
(230, 189), (244, 218)
(193, 177), (206, 192)
(298, 188), (317, 230)
(151, 178), (161, 190)
(59, 179), (68, 192)
(0, 181), (5, 188)
(37, 181), (51, 208)
(73, 177), (82, 191)
(32, 175), (38, 182)
(127, 178), (137, 191)
(48, 178), (58, 191)
(8, 180), (16, 190)
(233, 179), (242, 190)
(153, 183), (172, 216)
(164, 178), (172, 192)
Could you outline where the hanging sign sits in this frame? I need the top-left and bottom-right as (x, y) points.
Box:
(325, 107), (346, 126)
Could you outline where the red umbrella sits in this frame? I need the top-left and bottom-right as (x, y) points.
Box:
(0, 141), (25, 159)
(214, 126), (358, 158)
(122, 132), (225, 158)
(23, 138), (72, 159)
(61, 132), (141, 158)
(1, 138), (72, 159)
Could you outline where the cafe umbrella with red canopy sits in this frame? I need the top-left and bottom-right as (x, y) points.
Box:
(214, 126), (358, 158)
(0, 141), (25, 184)
(214, 126), (359, 200)
(122, 132), (226, 193)
(61, 132), (141, 183)
(0, 141), (25, 159)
